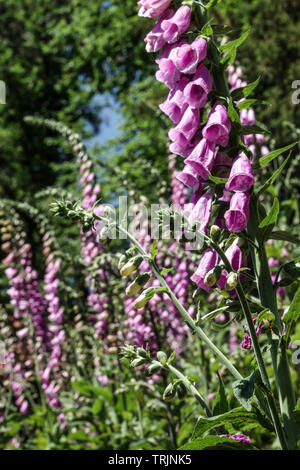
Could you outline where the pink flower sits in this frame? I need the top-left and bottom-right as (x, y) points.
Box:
(224, 192), (250, 233)
(171, 38), (207, 74)
(160, 6), (191, 44)
(188, 191), (213, 234)
(138, 0), (172, 18)
(225, 153), (254, 192)
(169, 107), (200, 148)
(203, 103), (231, 147)
(183, 65), (212, 108)
(156, 45), (181, 88)
(191, 248), (218, 292)
(159, 77), (189, 124)
(144, 9), (174, 52)
(185, 138), (216, 180)
(176, 164), (200, 189)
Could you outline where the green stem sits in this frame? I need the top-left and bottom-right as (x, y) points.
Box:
(248, 196), (297, 449)
(167, 363), (212, 417)
(96, 214), (243, 381)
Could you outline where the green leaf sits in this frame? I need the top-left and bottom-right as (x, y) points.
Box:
(205, 0), (221, 10)
(212, 375), (229, 416)
(209, 174), (228, 184)
(193, 406), (272, 440)
(237, 99), (258, 110)
(201, 20), (213, 36)
(161, 267), (173, 275)
(220, 30), (250, 53)
(259, 198), (279, 228)
(283, 287), (300, 340)
(221, 48), (237, 67)
(257, 141), (299, 168)
(92, 398), (103, 415)
(257, 152), (293, 195)
(232, 372), (255, 411)
(150, 239), (158, 261)
(227, 97), (241, 124)
(270, 230), (300, 245)
(179, 435), (256, 450)
(231, 77), (261, 101)
(240, 124), (269, 135)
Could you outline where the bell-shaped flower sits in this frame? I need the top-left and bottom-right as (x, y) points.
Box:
(224, 192), (250, 233)
(188, 191), (213, 234)
(170, 38), (207, 74)
(169, 107), (199, 148)
(176, 163), (200, 189)
(183, 65), (212, 108)
(191, 248), (218, 292)
(144, 9), (174, 52)
(202, 103), (231, 147)
(161, 6), (191, 44)
(184, 138), (216, 180)
(138, 0), (172, 18)
(225, 153), (254, 192)
(159, 77), (189, 124)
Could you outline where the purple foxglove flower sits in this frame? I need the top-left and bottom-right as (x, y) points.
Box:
(138, 0), (171, 18)
(176, 163), (200, 189)
(225, 153), (254, 192)
(185, 138), (216, 180)
(203, 103), (231, 147)
(156, 46), (181, 88)
(191, 248), (218, 292)
(159, 77), (189, 124)
(224, 192), (250, 233)
(161, 6), (191, 44)
(144, 9), (174, 52)
(169, 137), (199, 158)
(170, 38), (207, 74)
(169, 107), (200, 147)
(217, 241), (243, 291)
(188, 191), (213, 234)
(255, 133), (265, 144)
(183, 65), (212, 108)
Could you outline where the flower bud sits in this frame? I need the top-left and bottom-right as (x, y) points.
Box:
(225, 272), (238, 290)
(157, 351), (167, 365)
(131, 357), (147, 368)
(137, 347), (148, 358)
(120, 255), (143, 277)
(163, 383), (176, 401)
(118, 253), (127, 271)
(146, 361), (162, 376)
(176, 382), (187, 400)
(125, 273), (151, 296)
(204, 265), (221, 287)
(210, 225), (221, 242)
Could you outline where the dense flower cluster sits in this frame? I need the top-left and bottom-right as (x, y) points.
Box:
(1, 210), (47, 415)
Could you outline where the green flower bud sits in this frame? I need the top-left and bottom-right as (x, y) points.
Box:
(120, 255), (143, 277)
(204, 266), (222, 287)
(225, 272), (239, 290)
(176, 382), (187, 400)
(163, 383), (176, 401)
(133, 293), (149, 309)
(118, 254), (127, 271)
(131, 357), (147, 368)
(146, 361), (162, 376)
(125, 273), (151, 296)
(157, 351), (167, 365)
(137, 347), (148, 358)
(210, 225), (221, 242)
